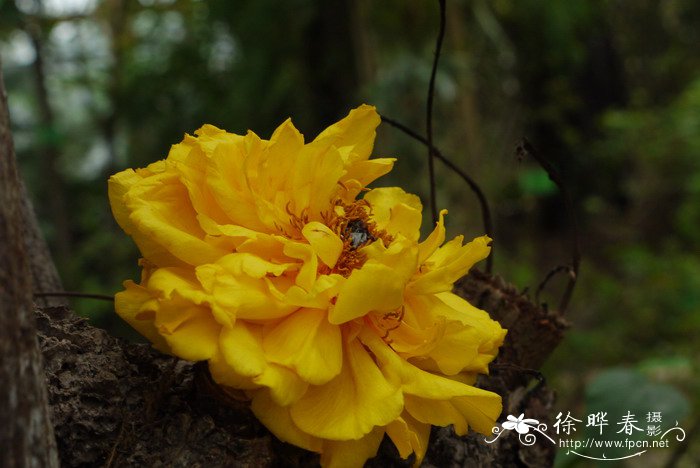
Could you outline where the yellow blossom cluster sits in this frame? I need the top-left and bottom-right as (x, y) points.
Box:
(109, 105), (506, 466)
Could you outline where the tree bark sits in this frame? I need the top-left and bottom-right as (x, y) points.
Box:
(0, 59), (59, 468)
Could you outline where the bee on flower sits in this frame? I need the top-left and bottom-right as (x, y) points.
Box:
(109, 105), (506, 467)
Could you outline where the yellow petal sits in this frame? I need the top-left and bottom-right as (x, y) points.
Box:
(401, 294), (485, 375)
(361, 329), (502, 436)
(116, 265), (219, 361)
(250, 390), (323, 452)
(263, 118), (305, 196)
(364, 187), (422, 241)
(276, 274), (345, 310)
(196, 262), (297, 322)
(435, 292), (507, 374)
(208, 350), (259, 390)
(311, 104), (380, 164)
(160, 303), (220, 361)
(385, 413), (431, 464)
(339, 158), (395, 199)
(330, 262), (405, 325)
(114, 280), (169, 353)
(216, 252), (292, 279)
(167, 135), (232, 226)
(125, 170), (229, 265)
(302, 221), (343, 268)
(382, 312), (446, 359)
(404, 394), (468, 434)
(205, 136), (272, 232)
(362, 235), (419, 285)
(218, 322), (269, 377)
(219, 322), (308, 405)
(109, 170), (183, 267)
(292, 145), (345, 219)
(320, 427), (385, 468)
(451, 393), (504, 435)
(418, 209), (447, 265)
(289, 338), (403, 440)
(409, 235), (491, 295)
(145, 266), (207, 303)
(283, 241), (319, 291)
(263, 308), (342, 385)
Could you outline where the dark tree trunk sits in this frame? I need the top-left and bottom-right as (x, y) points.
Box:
(0, 60), (59, 468)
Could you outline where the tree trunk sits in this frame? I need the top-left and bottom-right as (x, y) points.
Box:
(0, 60), (59, 468)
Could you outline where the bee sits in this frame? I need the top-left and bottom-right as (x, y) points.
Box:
(345, 219), (375, 249)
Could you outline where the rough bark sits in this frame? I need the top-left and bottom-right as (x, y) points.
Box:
(35, 272), (566, 467)
(0, 60), (59, 468)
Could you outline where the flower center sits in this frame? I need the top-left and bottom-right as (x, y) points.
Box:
(321, 199), (392, 277)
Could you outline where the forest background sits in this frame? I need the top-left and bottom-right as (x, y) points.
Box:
(1, 0), (698, 465)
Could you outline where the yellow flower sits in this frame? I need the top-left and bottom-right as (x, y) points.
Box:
(109, 105), (506, 466)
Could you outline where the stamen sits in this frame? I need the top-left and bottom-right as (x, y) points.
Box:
(320, 199), (393, 276)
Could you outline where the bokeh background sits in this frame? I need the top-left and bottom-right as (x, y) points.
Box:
(1, 0), (698, 465)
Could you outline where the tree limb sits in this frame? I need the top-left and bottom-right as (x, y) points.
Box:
(0, 57), (59, 468)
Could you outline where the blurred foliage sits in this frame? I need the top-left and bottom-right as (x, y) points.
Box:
(1, 0), (699, 463)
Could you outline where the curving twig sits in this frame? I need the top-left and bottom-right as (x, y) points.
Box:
(426, 0), (447, 225)
(380, 114), (494, 273)
(535, 265), (574, 305)
(516, 139), (580, 313)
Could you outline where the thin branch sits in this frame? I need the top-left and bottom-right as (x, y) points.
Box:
(535, 265), (574, 305)
(380, 114), (494, 273)
(426, 0), (447, 225)
(516, 138), (580, 313)
(34, 291), (115, 302)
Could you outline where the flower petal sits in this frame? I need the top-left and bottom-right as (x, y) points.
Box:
(385, 412), (431, 464)
(362, 329), (502, 436)
(339, 158), (395, 199)
(124, 170), (229, 265)
(263, 308), (342, 385)
(330, 262), (405, 325)
(311, 104), (380, 164)
(409, 235), (491, 295)
(158, 300), (220, 361)
(167, 135), (232, 226)
(219, 322), (308, 406)
(289, 337), (403, 440)
(435, 292), (507, 374)
(283, 240), (319, 291)
(196, 263), (297, 323)
(250, 390), (323, 452)
(302, 222), (343, 268)
(320, 427), (385, 468)
(114, 279), (169, 353)
(364, 187), (422, 241)
(109, 169), (183, 267)
(418, 209), (447, 265)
